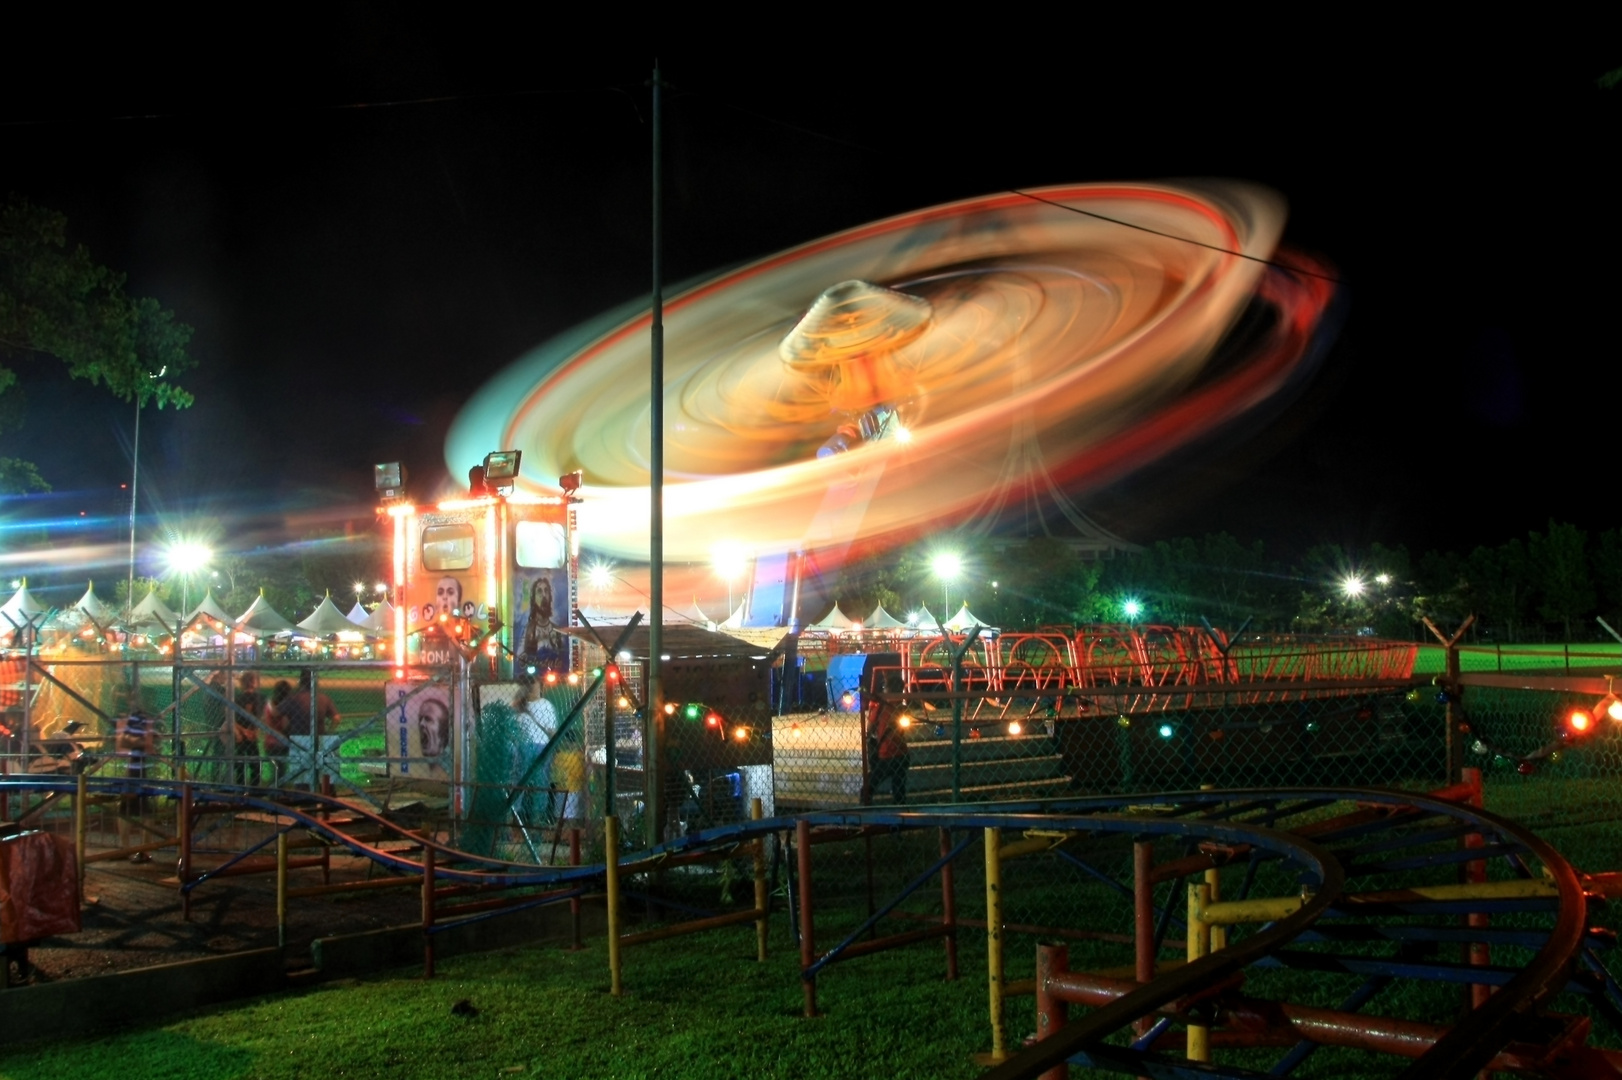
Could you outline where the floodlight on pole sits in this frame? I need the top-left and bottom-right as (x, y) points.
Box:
(586, 559), (615, 593)
(1340, 575), (1366, 599)
(1122, 598), (1143, 622)
(931, 551), (962, 614)
(164, 540), (213, 618)
(712, 542), (749, 616)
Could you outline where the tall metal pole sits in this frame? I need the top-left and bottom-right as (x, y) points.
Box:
(647, 62), (665, 849)
(127, 398), (141, 618)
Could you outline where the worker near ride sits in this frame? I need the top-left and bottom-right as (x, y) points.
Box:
(861, 674), (912, 805)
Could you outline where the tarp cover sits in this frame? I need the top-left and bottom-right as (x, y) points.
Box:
(560, 623), (766, 659)
(0, 831), (81, 943)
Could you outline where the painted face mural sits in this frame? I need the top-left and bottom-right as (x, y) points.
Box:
(436, 576), (462, 618)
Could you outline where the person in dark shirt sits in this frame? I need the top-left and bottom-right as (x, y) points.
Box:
(278, 670), (340, 789)
(230, 672), (264, 786)
(861, 674), (912, 805)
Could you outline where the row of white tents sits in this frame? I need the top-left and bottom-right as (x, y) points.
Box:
(3, 581), (994, 643)
(0, 581), (396, 641)
(671, 600), (995, 636)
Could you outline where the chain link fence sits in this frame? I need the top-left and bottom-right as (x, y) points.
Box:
(6, 630), (1619, 875)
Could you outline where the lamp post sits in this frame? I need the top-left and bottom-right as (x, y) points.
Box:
(165, 541), (212, 621)
(931, 552), (963, 617)
(711, 543), (748, 621)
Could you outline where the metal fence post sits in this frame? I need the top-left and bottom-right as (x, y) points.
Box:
(985, 826), (1007, 1062)
(1186, 882), (1211, 1063)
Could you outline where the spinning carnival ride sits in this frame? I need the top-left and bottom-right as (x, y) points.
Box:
(447, 181), (1337, 614)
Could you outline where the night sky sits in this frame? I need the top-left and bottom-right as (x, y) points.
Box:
(3, 23), (1619, 584)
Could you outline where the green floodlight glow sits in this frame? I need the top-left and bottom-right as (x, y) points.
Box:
(684, 703), (702, 720)
(1157, 722), (1176, 739)
(1123, 598), (1143, 619)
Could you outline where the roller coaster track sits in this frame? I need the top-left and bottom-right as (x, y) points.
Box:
(3, 777), (1618, 1078)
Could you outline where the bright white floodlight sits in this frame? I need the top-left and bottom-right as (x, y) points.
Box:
(165, 541), (212, 576)
(1340, 575), (1366, 598)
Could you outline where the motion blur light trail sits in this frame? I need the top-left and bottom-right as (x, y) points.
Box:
(448, 183), (1336, 560)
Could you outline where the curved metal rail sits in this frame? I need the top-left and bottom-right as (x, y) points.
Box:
(0, 778), (1606, 1077)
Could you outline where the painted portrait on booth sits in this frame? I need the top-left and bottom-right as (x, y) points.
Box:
(386, 681), (454, 780)
(513, 518), (568, 673)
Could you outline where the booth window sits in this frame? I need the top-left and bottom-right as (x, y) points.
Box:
(516, 521), (566, 569)
(422, 524), (475, 570)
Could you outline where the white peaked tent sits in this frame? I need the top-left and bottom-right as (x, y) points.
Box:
(297, 595), (365, 637)
(0, 583), (49, 628)
(361, 601), (396, 635)
(864, 605), (908, 631)
(806, 604), (857, 632)
(188, 589), (235, 628)
(908, 606), (941, 633)
(235, 594), (300, 637)
(75, 583), (113, 623)
(718, 602), (746, 630)
(128, 589), (181, 632)
(345, 600), (370, 624)
(943, 603), (994, 634)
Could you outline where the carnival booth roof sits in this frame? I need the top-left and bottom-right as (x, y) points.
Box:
(234, 594), (300, 637)
(297, 595), (365, 636)
(561, 623), (770, 660)
(718, 602), (746, 630)
(128, 589), (181, 631)
(943, 603), (995, 634)
(864, 605), (908, 630)
(806, 604), (857, 632)
(345, 600), (369, 624)
(0, 583), (49, 628)
(188, 589), (235, 627)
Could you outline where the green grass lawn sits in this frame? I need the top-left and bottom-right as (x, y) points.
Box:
(6, 811), (1620, 1080)
(0, 920), (995, 1080)
(1412, 640), (1622, 676)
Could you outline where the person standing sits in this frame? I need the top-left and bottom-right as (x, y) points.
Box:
(230, 672), (264, 786)
(116, 698), (158, 861)
(861, 674), (912, 806)
(202, 671), (229, 782)
(513, 679), (559, 824)
(263, 679), (292, 784)
(278, 670), (340, 789)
